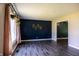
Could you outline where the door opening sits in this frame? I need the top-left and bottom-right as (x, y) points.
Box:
(57, 21), (68, 44)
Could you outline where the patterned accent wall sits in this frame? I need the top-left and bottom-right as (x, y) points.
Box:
(20, 19), (52, 40)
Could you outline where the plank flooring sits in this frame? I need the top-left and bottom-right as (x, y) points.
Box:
(12, 40), (79, 56)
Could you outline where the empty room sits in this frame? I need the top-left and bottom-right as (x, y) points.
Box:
(0, 3), (79, 56)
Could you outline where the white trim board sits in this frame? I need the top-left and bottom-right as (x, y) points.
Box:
(21, 39), (52, 42)
(69, 44), (79, 50)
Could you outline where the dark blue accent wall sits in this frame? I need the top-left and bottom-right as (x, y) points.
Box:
(20, 19), (52, 40)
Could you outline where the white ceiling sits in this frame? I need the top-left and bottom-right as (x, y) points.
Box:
(15, 3), (79, 20)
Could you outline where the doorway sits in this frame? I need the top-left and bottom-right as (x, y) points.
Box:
(57, 21), (68, 44)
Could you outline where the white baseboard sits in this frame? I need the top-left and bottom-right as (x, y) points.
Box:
(69, 44), (79, 50)
(21, 38), (52, 42)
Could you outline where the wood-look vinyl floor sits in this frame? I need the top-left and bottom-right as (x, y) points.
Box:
(12, 40), (79, 56)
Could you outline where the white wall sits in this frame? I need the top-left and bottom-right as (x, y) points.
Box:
(68, 18), (79, 49)
(0, 4), (5, 55)
(52, 12), (79, 50)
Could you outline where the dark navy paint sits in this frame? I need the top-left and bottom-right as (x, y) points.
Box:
(20, 19), (52, 40)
